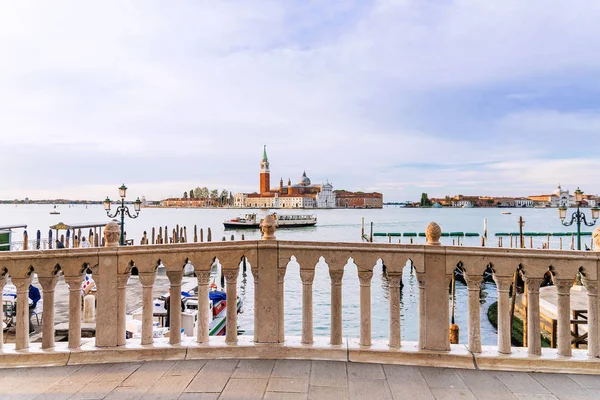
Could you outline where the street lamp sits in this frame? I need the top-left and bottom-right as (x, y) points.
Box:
(558, 187), (599, 250)
(104, 184), (142, 245)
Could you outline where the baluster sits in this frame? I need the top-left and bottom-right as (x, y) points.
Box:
(166, 270), (183, 345)
(223, 269), (239, 344)
(0, 277), (5, 349)
(278, 267), (287, 343)
(358, 270), (374, 347)
(416, 272), (426, 350)
(583, 279), (599, 357)
(196, 270), (211, 343)
(12, 277), (32, 350)
(493, 275), (512, 354)
(329, 269), (344, 345)
(525, 277), (543, 356)
(466, 274), (483, 353)
(117, 273), (130, 346)
(138, 272), (156, 345)
(251, 267), (259, 342)
(555, 279), (572, 357)
(64, 275), (84, 349)
(300, 268), (315, 345)
(388, 272), (402, 348)
(38, 275), (59, 349)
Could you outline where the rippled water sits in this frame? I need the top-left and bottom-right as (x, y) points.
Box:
(2, 204), (588, 343)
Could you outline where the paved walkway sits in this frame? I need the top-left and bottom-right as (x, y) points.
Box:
(1, 359), (599, 400)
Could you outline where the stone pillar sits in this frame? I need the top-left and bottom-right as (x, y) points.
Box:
(166, 270), (183, 345)
(583, 279), (599, 357)
(300, 268), (315, 345)
(329, 269), (344, 345)
(223, 269), (239, 344)
(525, 277), (543, 356)
(466, 274), (483, 353)
(96, 221), (121, 347)
(358, 270), (373, 347)
(65, 275), (84, 349)
(13, 277), (32, 350)
(555, 279), (572, 357)
(255, 240), (280, 343)
(38, 276), (59, 350)
(278, 267), (286, 343)
(196, 270), (211, 343)
(494, 275), (513, 354)
(138, 272), (156, 345)
(416, 272), (426, 350)
(117, 273), (130, 346)
(422, 222), (450, 351)
(388, 273), (402, 348)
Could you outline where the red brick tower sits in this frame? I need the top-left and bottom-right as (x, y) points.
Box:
(260, 145), (270, 195)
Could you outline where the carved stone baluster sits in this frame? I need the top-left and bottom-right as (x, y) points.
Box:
(465, 274), (483, 353)
(196, 270), (211, 343)
(358, 269), (374, 347)
(117, 273), (130, 346)
(251, 267), (259, 342)
(64, 275), (84, 349)
(138, 272), (156, 345)
(416, 272), (426, 350)
(223, 269), (239, 344)
(493, 275), (513, 354)
(583, 279), (599, 357)
(329, 269), (344, 345)
(38, 275), (59, 349)
(13, 277), (32, 350)
(0, 276), (5, 348)
(555, 279), (573, 357)
(525, 277), (543, 356)
(388, 272), (402, 348)
(166, 270), (184, 345)
(300, 268), (315, 345)
(278, 267), (286, 343)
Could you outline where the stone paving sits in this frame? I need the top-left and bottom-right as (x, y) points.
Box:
(1, 359), (600, 400)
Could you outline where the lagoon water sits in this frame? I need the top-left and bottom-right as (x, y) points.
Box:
(1, 204), (594, 343)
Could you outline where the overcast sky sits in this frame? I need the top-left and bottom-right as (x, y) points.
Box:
(1, 0), (600, 202)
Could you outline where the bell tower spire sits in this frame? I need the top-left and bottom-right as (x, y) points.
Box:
(260, 145), (270, 194)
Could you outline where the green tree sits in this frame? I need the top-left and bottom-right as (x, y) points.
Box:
(183, 191), (188, 199)
(420, 193), (431, 207)
(210, 189), (219, 199)
(189, 188), (195, 199)
(220, 189), (229, 206)
(200, 187), (209, 199)
(193, 187), (201, 198)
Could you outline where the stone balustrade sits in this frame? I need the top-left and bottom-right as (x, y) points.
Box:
(1, 222), (600, 374)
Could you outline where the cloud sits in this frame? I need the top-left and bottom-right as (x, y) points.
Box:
(0, 0), (600, 201)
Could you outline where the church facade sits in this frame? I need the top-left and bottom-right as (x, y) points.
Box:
(233, 146), (337, 209)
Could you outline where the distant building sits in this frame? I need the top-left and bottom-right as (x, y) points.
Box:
(335, 191), (383, 208)
(528, 185), (573, 207)
(233, 146), (381, 208)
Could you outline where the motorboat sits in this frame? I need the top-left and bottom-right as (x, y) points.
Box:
(50, 205), (60, 215)
(223, 213), (317, 229)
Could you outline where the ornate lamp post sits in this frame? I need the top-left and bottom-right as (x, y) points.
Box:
(558, 187), (600, 250)
(104, 184), (142, 245)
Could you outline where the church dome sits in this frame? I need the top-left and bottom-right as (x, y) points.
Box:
(298, 171), (311, 186)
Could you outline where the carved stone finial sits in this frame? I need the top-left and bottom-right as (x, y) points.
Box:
(425, 222), (442, 245)
(594, 226), (600, 251)
(260, 214), (277, 240)
(104, 221), (120, 247)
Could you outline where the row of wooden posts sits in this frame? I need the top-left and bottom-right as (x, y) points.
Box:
(138, 225), (244, 245)
(21, 229), (101, 250)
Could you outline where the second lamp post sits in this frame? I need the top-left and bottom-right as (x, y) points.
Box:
(558, 187), (599, 250)
(104, 184), (142, 245)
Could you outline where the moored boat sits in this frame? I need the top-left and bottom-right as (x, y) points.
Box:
(223, 213), (317, 229)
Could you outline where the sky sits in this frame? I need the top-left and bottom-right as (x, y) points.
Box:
(1, 0), (600, 202)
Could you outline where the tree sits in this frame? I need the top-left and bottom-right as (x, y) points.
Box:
(183, 191), (188, 199)
(210, 189), (219, 199)
(200, 187), (209, 199)
(189, 188), (195, 199)
(193, 187), (201, 198)
(220, 189), (229, 206)
(420, 193), (431, 207)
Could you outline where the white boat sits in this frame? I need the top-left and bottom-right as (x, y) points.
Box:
(224, 213), (317, 229)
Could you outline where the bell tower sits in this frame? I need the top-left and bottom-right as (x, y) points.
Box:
(260, 145), (270, 194)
